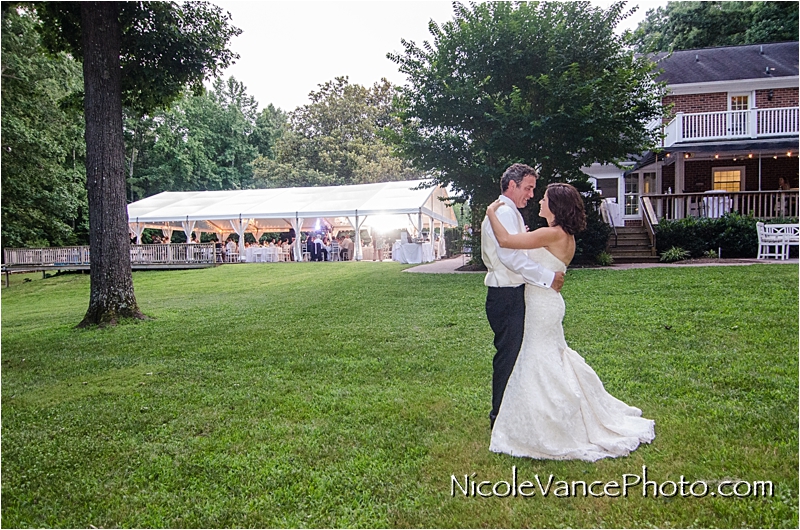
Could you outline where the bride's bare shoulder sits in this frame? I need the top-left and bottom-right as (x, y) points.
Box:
(533, 226), (566, 240)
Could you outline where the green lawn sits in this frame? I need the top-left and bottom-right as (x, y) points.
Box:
(2, 262), (797, 528)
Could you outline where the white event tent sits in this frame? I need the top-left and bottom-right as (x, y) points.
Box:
(127, 179), (459, 261)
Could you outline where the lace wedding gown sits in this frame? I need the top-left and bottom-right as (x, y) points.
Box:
(490, 248), (655, 461)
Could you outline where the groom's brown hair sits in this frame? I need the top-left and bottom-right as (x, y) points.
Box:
(501, 163), (538, 192)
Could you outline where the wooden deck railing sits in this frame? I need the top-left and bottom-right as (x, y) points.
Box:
(645, 190), (798, 221)
(3, 243), (218, 267)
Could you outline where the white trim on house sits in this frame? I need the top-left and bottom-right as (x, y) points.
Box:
(667, 76), (799, 96)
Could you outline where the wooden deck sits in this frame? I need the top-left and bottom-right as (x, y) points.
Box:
(2, 244), (220, 286)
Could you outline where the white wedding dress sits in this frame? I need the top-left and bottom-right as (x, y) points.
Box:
(490, 248), (655, 461)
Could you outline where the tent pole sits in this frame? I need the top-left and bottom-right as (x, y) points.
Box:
(241, 215), (246, 255)
(354, 210), (361, 261)
(294, 213), (303, 262)
(437, 218), (442, 259)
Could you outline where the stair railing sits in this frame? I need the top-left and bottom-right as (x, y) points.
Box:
(640, 197), (658, 256)
(599, 200), (618, 248)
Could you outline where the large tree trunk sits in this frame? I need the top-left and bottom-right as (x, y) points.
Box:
(78, 2), (144, 327)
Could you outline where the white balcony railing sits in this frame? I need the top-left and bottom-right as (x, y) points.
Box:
(664, 107), (799, 146)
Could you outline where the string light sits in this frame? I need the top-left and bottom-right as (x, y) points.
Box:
(748, 153), (753, 158)
(714, 154), (719, 159)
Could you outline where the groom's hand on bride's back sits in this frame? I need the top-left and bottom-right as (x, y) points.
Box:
(551, 271), (565, 292)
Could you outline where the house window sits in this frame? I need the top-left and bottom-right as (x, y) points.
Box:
(712, 167), (744, 192)
(642, 172), (657, 194)
(624, 174), (639, 215)
(730, 95), (749, 111)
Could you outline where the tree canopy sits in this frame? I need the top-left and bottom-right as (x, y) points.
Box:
(1, 6), (87, 248)
(388, 2), (663, 224)
(250, 103), (288, 160)
(632, 1), (799, 53)
(36, 1), (241, 114)
(251, 76), (424, 188)
(125, 77), (260, 200)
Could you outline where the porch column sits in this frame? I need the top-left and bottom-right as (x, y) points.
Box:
(675, 152), (685, 218)
(758, 152), (762, 191)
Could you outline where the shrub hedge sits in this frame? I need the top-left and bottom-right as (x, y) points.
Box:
(655, 213), (798, 259)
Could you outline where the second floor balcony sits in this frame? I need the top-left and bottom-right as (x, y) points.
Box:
(664, 107), (799, 147)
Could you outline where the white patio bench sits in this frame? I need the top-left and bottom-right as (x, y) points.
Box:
(757, 222), (798, 260)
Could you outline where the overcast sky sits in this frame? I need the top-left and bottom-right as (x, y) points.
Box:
(209, 1), (668, 113)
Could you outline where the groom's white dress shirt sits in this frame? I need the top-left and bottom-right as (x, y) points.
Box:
(481, 194), (555, 289)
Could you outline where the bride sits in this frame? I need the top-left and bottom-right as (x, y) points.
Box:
(485, 183), (655, 461)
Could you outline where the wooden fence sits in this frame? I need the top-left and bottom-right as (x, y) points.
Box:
(3, 243), (218, 268)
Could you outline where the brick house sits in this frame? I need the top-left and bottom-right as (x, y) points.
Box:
(584, 41), (798, 250)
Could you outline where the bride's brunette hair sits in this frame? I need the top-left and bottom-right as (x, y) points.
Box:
(545, 183), (586, 235)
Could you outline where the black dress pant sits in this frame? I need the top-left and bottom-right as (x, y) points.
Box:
(485, 285), (526, 423)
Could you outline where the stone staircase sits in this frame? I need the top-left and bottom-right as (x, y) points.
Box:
(606, 225), (659, 263)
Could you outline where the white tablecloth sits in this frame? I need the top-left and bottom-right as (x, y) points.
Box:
(702, 194), (732, 218)
(244, 247), (282, 262)
(392, 242), (434, 264)
(186, 246), (214, 261)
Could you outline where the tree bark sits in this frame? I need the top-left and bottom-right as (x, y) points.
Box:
(78, 2), (144, 327)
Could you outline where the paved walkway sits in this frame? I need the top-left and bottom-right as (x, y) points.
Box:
(404, 256), (798, 273)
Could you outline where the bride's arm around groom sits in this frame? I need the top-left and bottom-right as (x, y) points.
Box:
(481, 191), (564, 291)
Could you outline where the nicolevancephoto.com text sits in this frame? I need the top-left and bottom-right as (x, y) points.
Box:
(451, 466), (774, 499)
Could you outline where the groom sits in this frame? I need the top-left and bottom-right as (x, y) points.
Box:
(482, 163), (565, 429)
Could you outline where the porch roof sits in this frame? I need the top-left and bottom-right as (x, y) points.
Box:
(663, 137), (799, 154)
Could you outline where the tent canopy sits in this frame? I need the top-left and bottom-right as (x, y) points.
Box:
(127, 179), (459, 235)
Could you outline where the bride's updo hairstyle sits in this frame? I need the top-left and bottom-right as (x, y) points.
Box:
(545, 183), (586, 235)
